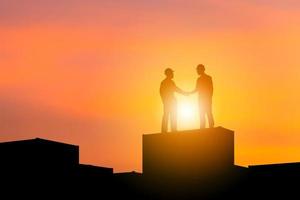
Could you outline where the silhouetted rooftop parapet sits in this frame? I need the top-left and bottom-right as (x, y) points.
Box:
(0, 137), (79, 148)
(145, 126), (233, 136)
(114, 171), (142, 176)
(248, 162), (300, 182)
(143, 127), (234, 178)
(0, 138), (116, 178)
(0, 137), (80, 176)
(249, 162), (300, 176)
(78, 164), (113, 177)
(249, 162), (300, 169)
(79, 164), (113, 170)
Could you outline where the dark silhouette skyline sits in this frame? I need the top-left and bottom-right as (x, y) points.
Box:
(1, 128), (299, 199)
(143, 127), (234, 178)
(0, 138), (112, 178)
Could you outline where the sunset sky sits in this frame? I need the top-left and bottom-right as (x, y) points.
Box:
(1, 0), (300, 172)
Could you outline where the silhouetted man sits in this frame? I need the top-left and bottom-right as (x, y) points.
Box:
(160, 68), (187, 133)
(190, 64), (214, 128)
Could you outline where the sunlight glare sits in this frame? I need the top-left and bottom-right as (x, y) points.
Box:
(177, 97), (198, 130)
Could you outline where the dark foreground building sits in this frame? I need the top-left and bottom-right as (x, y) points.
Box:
(0, 128), (299, 199)
(0, 138), (113, 179)
(0, 138), (79, 176)
(143, 127), (235, 178)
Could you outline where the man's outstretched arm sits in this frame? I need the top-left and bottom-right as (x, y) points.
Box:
(187, 79), (199, 94)
(175, 86), (189, 96)
(172, 81), (189, 96)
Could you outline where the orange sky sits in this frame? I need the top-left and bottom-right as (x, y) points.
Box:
(1, 0), (300, 172)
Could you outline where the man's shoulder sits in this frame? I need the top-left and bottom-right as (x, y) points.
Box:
(198, 74), (212, 80)
(204, 74), (212, 80)
(161, 79), (175, 86)
(205, 73), (212, 78)
(161, 78), (168, 84)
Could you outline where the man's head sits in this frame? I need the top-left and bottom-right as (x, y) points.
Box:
(164, 68), (174, 79)
(196, 64), (205, 75)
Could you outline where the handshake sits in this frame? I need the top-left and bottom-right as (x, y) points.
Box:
(181, 91), (194, 96)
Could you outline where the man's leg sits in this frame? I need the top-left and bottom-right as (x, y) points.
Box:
(170, 100), (177, 132)
(207, 113), (214, 128)
(199, 102), (206, 129)
(200, 112), (206, 129)
(161, 104), (169, 133)
(207, 99), (214, 128)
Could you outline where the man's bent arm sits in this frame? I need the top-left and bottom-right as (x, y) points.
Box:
(175, 86), (188, 95)
(188, 80), (199, 94)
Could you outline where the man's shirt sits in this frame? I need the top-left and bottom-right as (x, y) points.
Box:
(160, 78), (177, 102)
(196, 74), (213, 98)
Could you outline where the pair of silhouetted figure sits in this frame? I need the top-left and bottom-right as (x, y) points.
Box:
(160, 64), (214, 132)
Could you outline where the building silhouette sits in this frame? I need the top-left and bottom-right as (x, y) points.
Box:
(0, 129), (299, 199)
(143, 127), (235, 178)
(0, 138), (112, 178)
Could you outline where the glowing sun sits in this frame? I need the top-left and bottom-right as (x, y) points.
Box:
(178, 102), (194, 120)
(177, 98), (198, 129)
